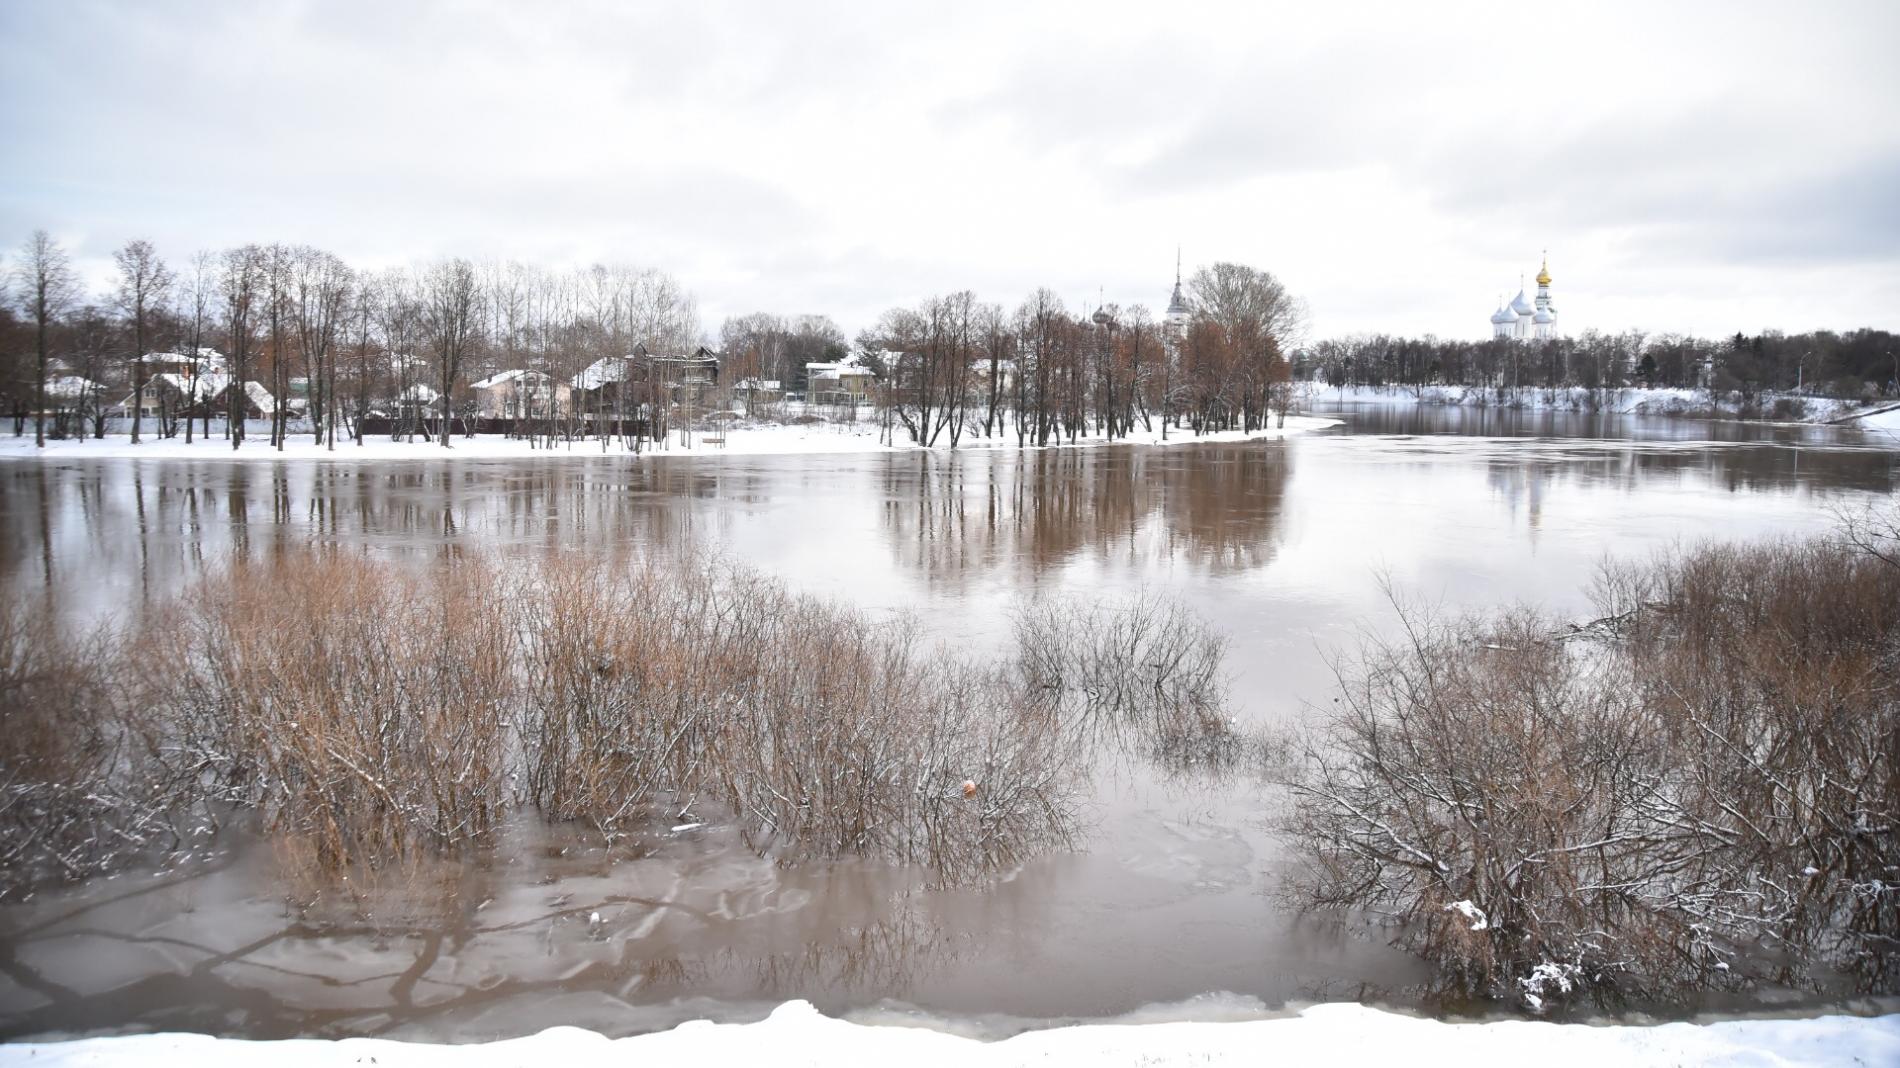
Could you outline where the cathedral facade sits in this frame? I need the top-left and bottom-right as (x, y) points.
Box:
(1489, 257), (1558, 340)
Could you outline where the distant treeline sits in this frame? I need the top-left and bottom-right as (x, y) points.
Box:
(1299, 328), (1899, 399)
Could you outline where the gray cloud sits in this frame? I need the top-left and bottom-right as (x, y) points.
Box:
(2, 0), (1896, 339)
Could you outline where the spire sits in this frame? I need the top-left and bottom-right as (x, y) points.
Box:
(1536, 251), (1551, 287)
(1166, 249), (1190, 318)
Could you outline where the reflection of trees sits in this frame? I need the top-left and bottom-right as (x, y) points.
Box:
(1481, 441), (1896, 522)
(0, 458), (806, 620)
(880, 442), (1295, 585)
(1157, 445), (1292, 572)
(0, 834), (984, 1040)
(742, 903), (967, 998)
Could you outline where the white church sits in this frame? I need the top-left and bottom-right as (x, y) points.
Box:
(1489, 256), (1559, 340)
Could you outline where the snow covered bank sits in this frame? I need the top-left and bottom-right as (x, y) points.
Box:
(1842, 403), (1900, 439)
(0, 417), (1340, 463)
(3, 1000), (1894, 1067)
(1312, 383), (1892, 425)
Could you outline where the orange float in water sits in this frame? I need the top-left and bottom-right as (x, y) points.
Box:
(961, 779), (978, 798)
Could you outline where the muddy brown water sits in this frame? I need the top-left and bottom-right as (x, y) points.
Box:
(2, 407), (1896, 1041)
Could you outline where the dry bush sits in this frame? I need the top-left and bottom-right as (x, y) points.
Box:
(1285, 607), (1693, 1007)
(1286, 532), (1900, 1008)
(1011, 595), (1235, 760)
(1611, 537), (1900, 990)
(714, 646), (1076, 883)
(6, 551), (1234, 897)
(137, 553), (514, 871)
(515, 555), (718, 831)
(0, 597), (171, 892)
(517, 555), (1080, 883)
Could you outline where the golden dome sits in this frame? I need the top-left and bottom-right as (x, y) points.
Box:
(1536, 255), (1551, 287)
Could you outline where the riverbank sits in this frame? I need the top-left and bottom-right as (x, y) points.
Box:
(0, 416), (1341, 462)
(1310, 383), (1900, 429)
(3, 1000), (1894, 1066)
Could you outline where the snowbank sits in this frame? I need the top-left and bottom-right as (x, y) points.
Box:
(2, 1000), (1893, 1067)
(0, 417), (1340, 463)
(1844, 404), (1900, 438)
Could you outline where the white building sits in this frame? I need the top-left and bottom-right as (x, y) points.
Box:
(805, 352), (878, 406)
(471, 368), (567, 418)
(1489, 256), (1559, 341)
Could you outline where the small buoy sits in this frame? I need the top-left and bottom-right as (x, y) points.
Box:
(961, 780), (978, 798)
(588, 911), (602, 929)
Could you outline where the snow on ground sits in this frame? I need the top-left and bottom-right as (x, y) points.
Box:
(0, 416), (1341, 463)
(2, 1000), (1894, 1067)
(1845, 403), (1900, 439)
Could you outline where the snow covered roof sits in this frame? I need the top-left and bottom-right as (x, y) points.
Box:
(645, 349), (719, 366)
(241, 381), (276, 413)
(471, 368), (550, 389)
(152, 371), (229, 400)
(183, 378), (273, 412)
(139, 348), (226, 372)
(45, 375), (103, 400)
(733, 378), (782, 391)
(807, 351), (880, 377)
(400, 383), (441, 404)
(574, 357), (630, 391)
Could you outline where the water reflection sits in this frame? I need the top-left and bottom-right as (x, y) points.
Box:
(3, 413), (1893, 626)
(880, 444), (1293, 586)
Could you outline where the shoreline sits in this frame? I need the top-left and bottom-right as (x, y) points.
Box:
(1, 999), (1893, 1066)
(0, 416), (1343, 463)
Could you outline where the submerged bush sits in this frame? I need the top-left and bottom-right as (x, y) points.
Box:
(1011, 595), (1234, 758)
(1285, 529), (1900, 1006)
(516, 555), (1082, 883)
(136, 553), (515, 871)
(0, 599), (173, 891)
(11, 550), (1230, 893)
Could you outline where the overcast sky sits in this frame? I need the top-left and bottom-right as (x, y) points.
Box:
(3, 0), (1896, 343)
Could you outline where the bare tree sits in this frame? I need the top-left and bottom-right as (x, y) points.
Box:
(65, 303), (117, 438)
(1188, 262), (1307, 431)
(180, 252), (215, 444)
(980, 302), (1011, 438)
(13, 231), (80, 448)
(420, 258), (482, 447)
(290, 247), (351, 448)
(112, 239), (174, 445)
(261, 244), (294, 449)
(220, 246), (263, 448)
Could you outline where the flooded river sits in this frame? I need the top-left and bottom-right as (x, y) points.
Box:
(2, 408), (1896, 1040)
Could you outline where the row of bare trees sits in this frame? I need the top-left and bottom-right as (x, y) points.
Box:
(1304, 327), (1900, 406)
(6, 231), (1313, 452)
(717, 312), (847, 397)
(1, 232), (702, 450)
(853, 263), (1306, 447)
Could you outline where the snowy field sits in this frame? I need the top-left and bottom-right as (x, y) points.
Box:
(0, 416), (1342, 462)
(3, 1000), (1895, 1067)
